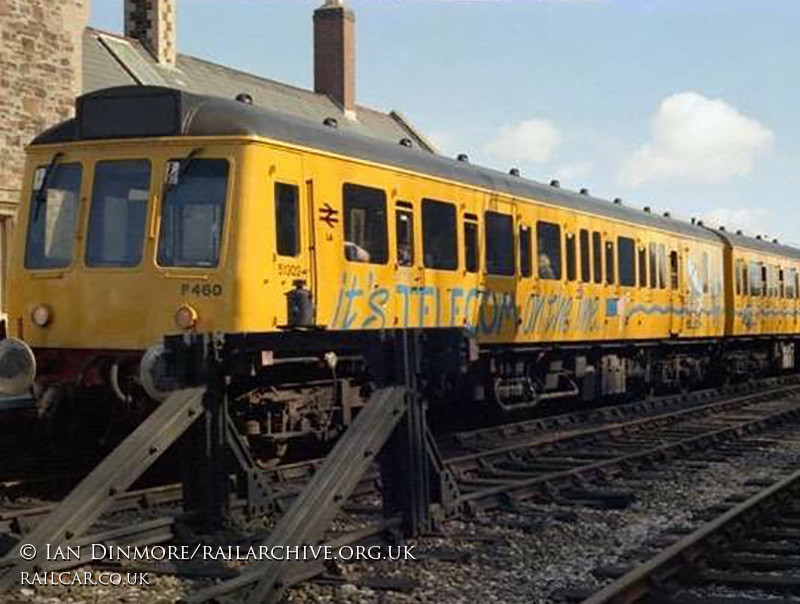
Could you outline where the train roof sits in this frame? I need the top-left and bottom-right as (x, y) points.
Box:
(712, 228), (800, 261)
(32, 86), (791, 254)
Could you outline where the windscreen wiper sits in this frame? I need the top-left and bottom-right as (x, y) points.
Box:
(164, 148), (204, 193)
(33, 152), (64, 221)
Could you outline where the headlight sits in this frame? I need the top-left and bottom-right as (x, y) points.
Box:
(0, 338), (36, 395)
(175, 305), (198, 330)
(31, 304), (51, 327)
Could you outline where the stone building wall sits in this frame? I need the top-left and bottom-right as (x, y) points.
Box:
(0, 0), (88, 212)
(0, 0), (88, 313)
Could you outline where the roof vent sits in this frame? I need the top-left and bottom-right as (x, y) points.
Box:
(399, 137), (413, 148)
(691, 217), (696, 225)
(643, 206), (651, 213)
(756, 235), (762, 240)
(697, 220), (704, 226)
(235, 93), (253, 105)
(663, 211), (671, 218)
(323, 117), (339, 128)
(736, 230), (743, 235)
(613, 197), (622, 205)
(719, 226), (726, 231)
(509, 168), (520, 177)
(550, 179), (561, 188)
(580, 188), (589, 195)
(457, 153), (469, 162)
(773, 238), (779, 244)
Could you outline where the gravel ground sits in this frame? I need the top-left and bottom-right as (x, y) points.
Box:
(283, 433), (800, 604)
(7, 432), (800, 603)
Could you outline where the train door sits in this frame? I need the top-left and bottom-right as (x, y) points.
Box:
(484, 196), (516, 341)
(669, 247), (683, 336)
(393, 182), (423, 329)
(270, 151), (316, 325)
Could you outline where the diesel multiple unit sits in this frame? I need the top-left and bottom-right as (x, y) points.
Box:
(1, 86), (797, 447)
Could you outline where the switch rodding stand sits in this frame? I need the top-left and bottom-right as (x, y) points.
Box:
(171, 328), (466, 603)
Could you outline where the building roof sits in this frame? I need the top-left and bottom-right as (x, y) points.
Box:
(82, 27), (435, 152)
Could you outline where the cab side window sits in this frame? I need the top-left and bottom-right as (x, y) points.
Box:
(343, 183), (388, 264)
(275, 183), (300, 257)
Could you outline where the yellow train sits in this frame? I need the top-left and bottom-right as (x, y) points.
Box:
(1, 86), (798, 438)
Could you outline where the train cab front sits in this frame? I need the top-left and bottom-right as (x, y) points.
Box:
(1, 134), (242, 423)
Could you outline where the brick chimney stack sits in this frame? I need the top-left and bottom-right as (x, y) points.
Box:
(124, 0), (177, 67)
(314, 0), (355, 116)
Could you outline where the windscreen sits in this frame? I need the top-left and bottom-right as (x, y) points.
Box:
(86, 159), (151, 267)
(25, 162), (82, 270)
(157, 158), (229, 268)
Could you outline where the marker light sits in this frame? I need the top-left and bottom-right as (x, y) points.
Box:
(31, 304), (51, 327)
(175, 304), (198, 330)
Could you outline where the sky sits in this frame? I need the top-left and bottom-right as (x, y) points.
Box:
(90, 0), (800, 245)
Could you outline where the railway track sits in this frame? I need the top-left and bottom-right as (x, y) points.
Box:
(4, 377), (800, 602)
(577, 465), (800, 604)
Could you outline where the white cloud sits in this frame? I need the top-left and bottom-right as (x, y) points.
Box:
(483, 119), (563, 165)
(619, 92), (773, 187)
(554, 161), (595, 183)
(700, 207), (767, 236)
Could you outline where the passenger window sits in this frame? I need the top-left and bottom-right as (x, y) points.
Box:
(158, 158), (229, 268)
(735, 260), (742, 295)
(749, 261), (761, 296)
(657, 244), (666, 289)
(761, 265), (768, 296)
(638, 247), (647, 287)
(670, 251), (679, 290)
(519, 225), (532, 278)
(485, 211), (514, 276)
(537, 221), (562, 280)
(649, 243), (657, 289)
(86, 159), (151, 267)
(25, 162), (82, 270)
(605, 241), (615, 285)
(275, 183), (300, 257)
(701, 252), (709, 293)
(742, 262), (749, 296)
(617, 237), (635, 287)
(733, 260), (742, 296)
(779, 268), (785, 298)
(592, 231), (602, 284)
(796, 270), (799, 300)
(342, 183), (388, 264)
(566, 233), (576, 281)
(464, 219), (479, 273)
(396, 207), (414, 267)
(579, 229), (590, 283)
(422, 199), (457, 270)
